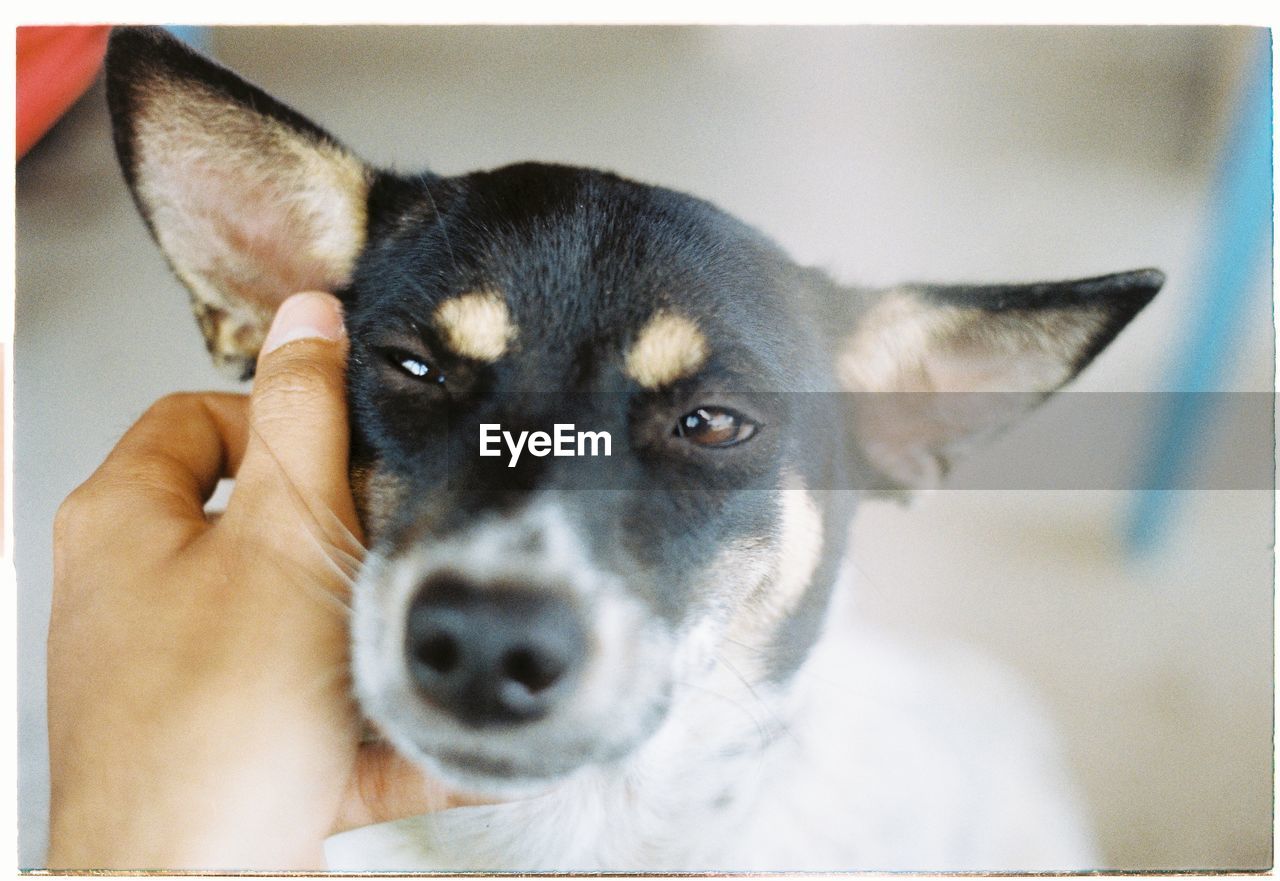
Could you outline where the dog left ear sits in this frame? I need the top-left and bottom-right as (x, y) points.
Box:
(835, 269), (1163, 490)
(105, 26), (371, 379)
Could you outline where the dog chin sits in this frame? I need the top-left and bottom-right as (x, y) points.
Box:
(391, 730), (652, 800)
(383, 715), (661, 800)
(409, 747), (580, 799)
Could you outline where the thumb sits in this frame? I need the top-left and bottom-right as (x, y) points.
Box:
(232, 292), (358, 533)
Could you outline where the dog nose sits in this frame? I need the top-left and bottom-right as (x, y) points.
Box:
(405, 575), (587, 727)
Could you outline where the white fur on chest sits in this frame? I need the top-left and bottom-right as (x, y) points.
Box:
(327, 587), (1096, 871)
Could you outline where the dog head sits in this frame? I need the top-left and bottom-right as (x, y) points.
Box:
(106, 27), (1161, 793)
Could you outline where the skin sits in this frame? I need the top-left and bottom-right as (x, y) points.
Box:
(46, 292), (483, 871)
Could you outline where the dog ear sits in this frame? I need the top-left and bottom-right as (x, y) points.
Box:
(835, 269), (1163, 490)
(105, 26), (371, 379)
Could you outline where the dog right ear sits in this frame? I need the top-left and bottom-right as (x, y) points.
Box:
(831, 270), (1162, 491)
(106, 26), (371, 379)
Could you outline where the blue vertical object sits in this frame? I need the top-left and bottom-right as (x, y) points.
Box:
(162, 26), (212, 53)
(1126, 32), (1274, 554)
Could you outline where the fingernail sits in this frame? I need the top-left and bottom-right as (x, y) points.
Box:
(261, 292), (346, 355)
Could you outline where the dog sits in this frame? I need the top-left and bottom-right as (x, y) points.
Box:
(104, 26), (1162, 871)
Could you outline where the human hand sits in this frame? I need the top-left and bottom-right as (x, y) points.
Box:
(46, 292), (476, 870)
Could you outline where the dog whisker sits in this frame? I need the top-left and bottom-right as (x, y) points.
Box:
(717, 633), (773, 658)
(419, 182), (458, 275)
(315, 506), (370, 561)
(320, 539), (366, 581)
(239, 423), (366, 614)
(712, 652), (798, 749)
(672, 678), (770, 746)
(277, 549), (355, 616)
(311, 553), (359, 601)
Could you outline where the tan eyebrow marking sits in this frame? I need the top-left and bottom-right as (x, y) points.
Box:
(433, 291), (515, 362)
(624, 311), (708, 389)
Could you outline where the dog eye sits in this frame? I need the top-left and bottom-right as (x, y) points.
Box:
(674, 407), (757, 447)
(381, 348), (446, 385)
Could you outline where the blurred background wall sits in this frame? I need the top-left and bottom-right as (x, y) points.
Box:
(15, 26), (1272, 869)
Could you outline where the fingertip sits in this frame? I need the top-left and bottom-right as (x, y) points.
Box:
(261, 292), (346, 356)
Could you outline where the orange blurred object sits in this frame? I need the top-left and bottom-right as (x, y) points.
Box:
(16, 25), (112, 160)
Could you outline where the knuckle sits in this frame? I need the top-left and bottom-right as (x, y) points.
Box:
(51, 483), (108, 555)
(51, 491), (88, 541)
(143, 391), (201, 421)
(253, 358), (343, 414)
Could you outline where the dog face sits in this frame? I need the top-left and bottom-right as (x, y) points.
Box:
(342, 162), (849, 784)
(106, 27), (1161, 792)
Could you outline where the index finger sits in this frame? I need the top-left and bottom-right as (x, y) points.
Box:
(85, 392), (250, 526)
